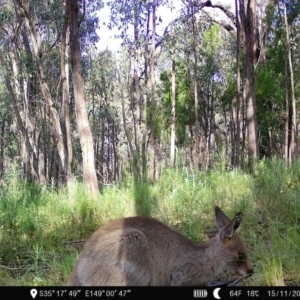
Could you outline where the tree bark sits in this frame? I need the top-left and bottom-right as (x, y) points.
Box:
(284, 55), (290, 166)
(239, 0), (258, 170)
(133, 2), (141, 175)
(283, 3), (296, 164)
(60, 2), (73, 183)
(142, 9), (151, 179)
(170, 0), (176, 168)
(191, 6), (200, 171)
(0, 50), (38, 179)
(234, 0), (241, 167)
(149, 0), (157, 181)
(67, 0), (99, 196)
(0, 120), (4, 178)
(8, 47), (35, 180)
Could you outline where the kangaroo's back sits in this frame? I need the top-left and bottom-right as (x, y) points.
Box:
(67, 207), (254, 286)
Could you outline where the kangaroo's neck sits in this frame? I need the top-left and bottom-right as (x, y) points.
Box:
(196, 235), (227, 274)
(170, 235), (227, 286)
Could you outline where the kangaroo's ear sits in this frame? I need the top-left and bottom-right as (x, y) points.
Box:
(215, 206), (231, 229)
(219, 212), (243, 240)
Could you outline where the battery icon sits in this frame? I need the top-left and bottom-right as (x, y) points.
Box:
(193, 289), (208, 298)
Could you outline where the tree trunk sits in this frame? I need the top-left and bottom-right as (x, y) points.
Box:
(234, 0), (241, 167)
(142, 10), (151, 179)
(192, 6), (200, 172)
(283, 3), (296, 164)
(133, 3), (141, 177)
(0, 120), (4, 178)
(170, 1), (176, 168)
(284, 55), (290, 166)
(239, 0), (258, 170)
(7, 47), (35, 180)
(67, 0), (99, 196)
(117, 65), (136, 177)
(142, 64), (148, 179)
(149, 0), (157, 181)
(60, 3), (72, 183)
(112, 118), (119, 183)
(21, 29), (47, 183)
(0, 50), (38, 179)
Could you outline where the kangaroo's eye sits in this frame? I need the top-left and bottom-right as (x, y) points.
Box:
(238, 253), (247, 261)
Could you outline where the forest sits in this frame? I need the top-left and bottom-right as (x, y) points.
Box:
(0, 0), (300, 286)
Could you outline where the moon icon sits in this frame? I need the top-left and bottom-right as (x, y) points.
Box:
(213, 288), (221, 299)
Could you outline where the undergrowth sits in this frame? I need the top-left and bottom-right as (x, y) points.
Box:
(0, 159), (299, 285)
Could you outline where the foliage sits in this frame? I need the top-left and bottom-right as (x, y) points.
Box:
(160, 61), (194, 146)
(256, 66), (285, 157)
(159, 22), (226, 146)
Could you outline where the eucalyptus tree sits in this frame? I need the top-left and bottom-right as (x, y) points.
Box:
(169, 0), (176, 168)
(283, 1), (297, 164)
(0, 0), (102, 193)
(195, 0), (269, 168)
(61, 1), (72, 183)
(233, 0), (241, 167)
(67, 0), (100, 196)
(12, 0), (73, 182)
(260, 0), (300, 163)
(239, 0), (259, 169)
(86, 49), (120, 185)
(107, 0), (167, 181)
(0, 71), (16, 178)
(0, 0), (62, 183)
(107, 0), (149, 181)
(160, 17), (227, 170)
(190, 3), (201, 171)
(201, 0), (260, 168)
(149, 0), (158, 181)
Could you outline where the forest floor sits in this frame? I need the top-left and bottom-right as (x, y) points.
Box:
(0, 159), (300, 286)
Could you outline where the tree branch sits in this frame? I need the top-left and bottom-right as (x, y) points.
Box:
(211, 2), (237, 27)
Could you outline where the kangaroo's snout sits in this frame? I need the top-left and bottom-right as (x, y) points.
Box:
(237, 263), (254, 276)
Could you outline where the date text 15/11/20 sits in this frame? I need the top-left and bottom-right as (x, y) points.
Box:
(229, 289), (300, 298)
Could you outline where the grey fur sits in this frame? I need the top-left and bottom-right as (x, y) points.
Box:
(67, 206), (253, 286)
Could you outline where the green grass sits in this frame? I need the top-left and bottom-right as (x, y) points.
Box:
(0, 158), (300, 285)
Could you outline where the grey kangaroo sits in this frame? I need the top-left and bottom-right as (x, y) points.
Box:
(67, 206), (253, 286)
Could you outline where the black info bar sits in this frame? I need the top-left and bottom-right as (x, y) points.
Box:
(1, 287), (299, 299)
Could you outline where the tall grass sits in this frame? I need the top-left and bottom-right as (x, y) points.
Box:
(0, 159), (299, 285)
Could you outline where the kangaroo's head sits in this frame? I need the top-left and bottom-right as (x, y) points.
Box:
(215, 206), (254, 277)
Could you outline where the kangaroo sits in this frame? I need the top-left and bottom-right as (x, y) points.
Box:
(67, 206), (253, 286)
